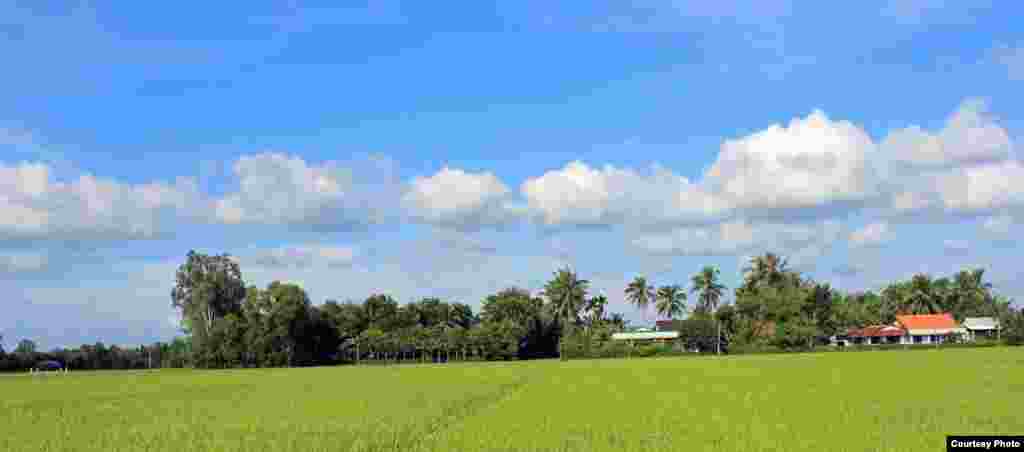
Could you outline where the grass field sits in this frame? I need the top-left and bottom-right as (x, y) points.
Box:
(2, 348), (1022, 452)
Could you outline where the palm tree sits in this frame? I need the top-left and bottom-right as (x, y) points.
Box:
(586, 295), (609, 327)
(692, 265), (727, 354)
(655, 285), (687, 320)
(691, 266), (726, 316)
(952, 268), (993, 318)
(625, 276), (655, 324)
(543, 267), (590, 360)
(742, 252), (789, 290)
(905, 274), (941, 314)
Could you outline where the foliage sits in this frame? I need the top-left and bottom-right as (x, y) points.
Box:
(654, 285), (687, 320)
(691, 265), (726, 316)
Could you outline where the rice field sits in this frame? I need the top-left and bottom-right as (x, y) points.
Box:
(2, 347), (1022, 452)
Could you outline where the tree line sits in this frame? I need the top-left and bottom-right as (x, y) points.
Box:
(2, 250), (1022, 372)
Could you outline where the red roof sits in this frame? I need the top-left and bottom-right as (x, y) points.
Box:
(848, 325), (905, 337)
(655, 320), (675, 331)
(895, 313), (958, 330)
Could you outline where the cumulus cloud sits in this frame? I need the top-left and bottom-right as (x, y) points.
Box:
(873, 99), (1022, 219)
(521, 161), (723, 227)
(880, 98), (1013, 167)
(849, 222), (890, 248)
(214, 153), (399, 228)
(0, 161), (204, 241)
(703, 110), (878, 212)
(402, 167), (519, 228)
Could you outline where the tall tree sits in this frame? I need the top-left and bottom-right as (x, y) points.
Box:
(625, 276), (655, 323)
(171, 251), (246, 363)
(543, 267), (589, 360)
(741, 252), (789, 291)
(586, 295), (609, 326)
(904, 274), (941, 314)
(655, 285), (687, 320)
(691, 266), (727, 316)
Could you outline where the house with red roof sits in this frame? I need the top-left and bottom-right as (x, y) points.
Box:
(894, 313), (965, 344)
(834, 313), (966, 346)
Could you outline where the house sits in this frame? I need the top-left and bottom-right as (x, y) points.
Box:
(842, 325), (906, 346)
(894, 313), (965, 345)
(654, 320), (675, 332)
(610, 331), (680, 343)
(834, 313), (967, 346)
(962, 317), (1000, 341)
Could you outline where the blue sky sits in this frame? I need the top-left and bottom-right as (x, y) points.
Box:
(3, 1), (1024, 350)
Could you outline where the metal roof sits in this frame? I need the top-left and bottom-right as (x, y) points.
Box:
(963, 317), (1000, 330)
(611, 331), (680, 340)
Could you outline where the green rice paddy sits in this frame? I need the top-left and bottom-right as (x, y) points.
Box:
(3, 347), (1022, 451)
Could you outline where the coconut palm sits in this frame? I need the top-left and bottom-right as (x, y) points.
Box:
(691, 266), (727, 316)
(742, 252), (789, 290)
(655, 285), (687, 320)
(586, 295), (609, 326)
(543, 267), (590, 360)
(904, 274), (941, 314)
(952, 268), (993, 318)
(625, 276), (655, 323)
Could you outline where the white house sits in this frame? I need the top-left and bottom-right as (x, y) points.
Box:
(962, 317), (1000, 341)
(894, 313), (965, 344)
(611, 331), (679, 342)
(837, 313), (967, 346)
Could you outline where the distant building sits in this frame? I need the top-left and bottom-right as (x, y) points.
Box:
(896, 313), (964, 344)
(611, 331), (680, 343)
(962, 317), (1000, 341)
(833, 313), (967, 346)
(843, 325), (906, 346)
(654, 320), (675, 332)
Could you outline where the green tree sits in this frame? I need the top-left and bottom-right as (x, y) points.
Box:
(544, 267), (589, 360)
(585, 295), (609, 326)
(691, 266), (726, 317)
(655, 285), (687, 320)
(171, 251), (246, 366)
(625, 276), (655, 322)
(741, 252), (789, 292)
(903, 274), (942, 314)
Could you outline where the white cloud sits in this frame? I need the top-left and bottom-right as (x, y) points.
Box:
(402, 167), (517, 227)
(849, 222), (890, 248)
(215, 153), (398, 227)
(521, 161), (723, 226)
(703, 110), (878, 211)
(0, 161), (203, 241)
(937, 160), (1024, 212)
(880, 98), (1013, 167)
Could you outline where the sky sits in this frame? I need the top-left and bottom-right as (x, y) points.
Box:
(3, 0), (1024, 350)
